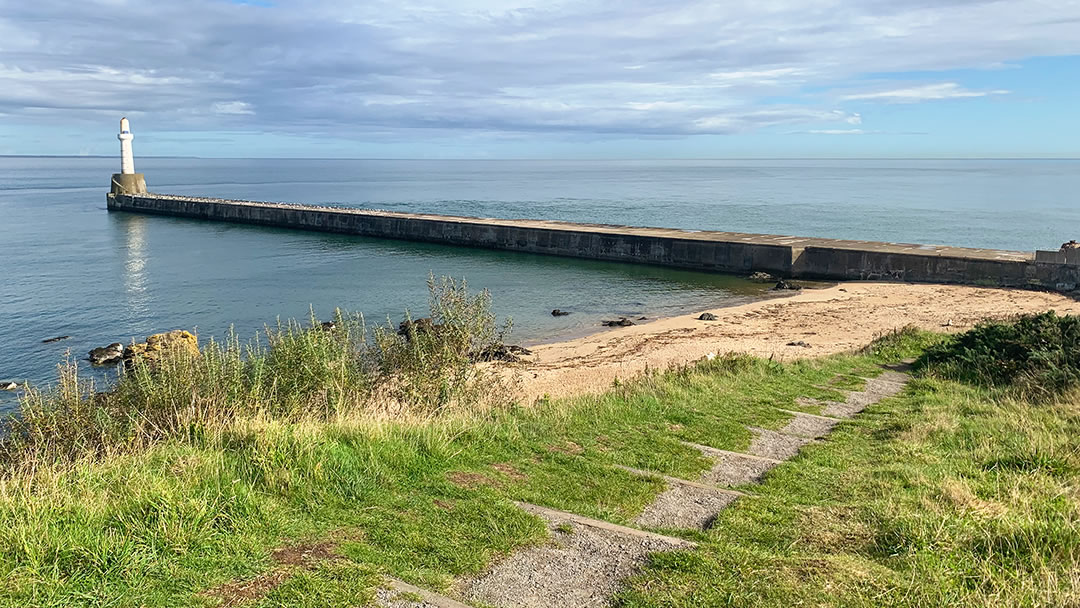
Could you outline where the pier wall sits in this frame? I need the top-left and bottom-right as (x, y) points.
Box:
(107, 193), (1080, 290)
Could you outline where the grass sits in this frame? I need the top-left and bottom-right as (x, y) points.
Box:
(1, 301), (1077, 606)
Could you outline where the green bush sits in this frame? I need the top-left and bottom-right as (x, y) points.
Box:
(917, 311), (1080, 399)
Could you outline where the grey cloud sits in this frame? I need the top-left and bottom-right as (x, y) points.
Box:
(0, 0), (1077, 139)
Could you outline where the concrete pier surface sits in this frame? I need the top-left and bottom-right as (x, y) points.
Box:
(106, 192), (1080, 290)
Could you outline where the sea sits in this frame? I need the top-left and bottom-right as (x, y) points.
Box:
(2, 157), (1078, 413)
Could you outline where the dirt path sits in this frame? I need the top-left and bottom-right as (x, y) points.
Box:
(515, 283), (1078, 402)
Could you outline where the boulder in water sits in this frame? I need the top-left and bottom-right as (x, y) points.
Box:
(748, 272), (774, 283)
(88, 342), (125, 366)
(551, 309), (571, 316)
(601, 317), (635, 327)
(123, 330), (199, 366)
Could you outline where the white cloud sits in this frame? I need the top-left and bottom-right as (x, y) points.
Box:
(0, 0), (1072, 140)
(841, 82), (1011, 103)
(211, 101), (254, 115)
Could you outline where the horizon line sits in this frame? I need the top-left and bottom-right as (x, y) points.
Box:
(2, 154), (1080, 162)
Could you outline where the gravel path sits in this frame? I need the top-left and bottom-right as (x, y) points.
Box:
(747, 427), (813, 460)
(821, 371), (909, 418)
(461, 506), (689, 608)
(776, 411), (839, 438)
(688, 443), (781, 487)
(634, 484), (739, 530)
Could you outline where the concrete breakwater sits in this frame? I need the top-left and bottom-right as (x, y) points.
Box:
(107, 192), (1080, 290)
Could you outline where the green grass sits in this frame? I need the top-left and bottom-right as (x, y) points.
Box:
(1, 319), (1077, 606)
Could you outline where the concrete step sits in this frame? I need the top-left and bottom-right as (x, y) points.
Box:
(459, 502), (692, 608)
(377, 578), (474, 608)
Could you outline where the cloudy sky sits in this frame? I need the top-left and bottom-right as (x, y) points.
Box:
(0, 0), (1078, 158)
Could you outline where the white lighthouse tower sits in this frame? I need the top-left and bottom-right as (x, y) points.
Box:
(118, 117), (135, 174)
(109, 117), (147, 196)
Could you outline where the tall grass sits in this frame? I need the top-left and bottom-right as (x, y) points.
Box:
(1, 276), (512, 471)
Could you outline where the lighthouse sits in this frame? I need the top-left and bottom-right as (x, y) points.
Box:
(109, 117), (147, 196)
(118, 117), (135, 174)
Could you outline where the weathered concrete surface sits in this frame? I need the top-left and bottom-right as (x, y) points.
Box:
(106, 192), (1080, 287)
(110, 173), (146, 195)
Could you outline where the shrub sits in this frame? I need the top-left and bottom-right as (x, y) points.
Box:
(1, 276), (512, 469)
(917, 311), (1080, 400)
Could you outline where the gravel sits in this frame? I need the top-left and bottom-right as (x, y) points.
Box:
(634, 484), (739, 530)
(822, 371), (909, 418)
(462, 508), (686, 608)
(689, 444), (780, 486)
(778, 412), (839, 438)
(375, 588), (446, 608)
(746, 428), (812, 461)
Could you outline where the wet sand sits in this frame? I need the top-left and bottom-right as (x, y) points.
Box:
(515, 283), (1080, 402)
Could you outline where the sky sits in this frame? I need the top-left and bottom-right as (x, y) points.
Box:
(0, 0), (1078, 159)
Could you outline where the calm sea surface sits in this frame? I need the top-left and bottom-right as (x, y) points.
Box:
(2, 157), (1078, 412)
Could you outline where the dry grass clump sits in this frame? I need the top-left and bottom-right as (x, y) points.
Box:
(1, 275), (513, 471)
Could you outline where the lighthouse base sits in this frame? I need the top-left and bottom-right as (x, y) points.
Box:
(110, 173), (147, 195)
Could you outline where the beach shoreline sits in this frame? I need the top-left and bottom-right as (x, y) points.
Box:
(514, 282), (1080, 402)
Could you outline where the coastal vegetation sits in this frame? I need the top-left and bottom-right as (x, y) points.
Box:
(0, 293), (1077, 607)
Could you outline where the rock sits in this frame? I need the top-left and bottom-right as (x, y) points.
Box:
(41, 335), (70, 344)
(601, 318), (635, 327)
(398, 317), (440, 338)
(0, 381), (19, 391)
(551, 309), (571, 316)
(88, 342), (125, 366)
(698, 313), (718, 321)
(637, 316), (647, 321)
(773, 279), (803, 291)
(786, 341), (811, 348)
(477, 344), (533, 363)
(123, 330), (199, 366)
(748, 271), (774, 283)
(1061, 240), (1079, 251)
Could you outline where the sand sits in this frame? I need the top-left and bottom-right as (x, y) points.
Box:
(516, 283), (1080, 402)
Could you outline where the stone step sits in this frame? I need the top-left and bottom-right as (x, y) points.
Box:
(615, 465), (748, 496)
(459, 502), (692, 608)
(682, 441), (784, 487)
(377, 578), (474, 608)
(615, 465), (745, 530)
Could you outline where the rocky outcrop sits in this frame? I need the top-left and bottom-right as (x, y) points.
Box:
(773, 279), (802, 291)
(88, 343), (125, 366)
(477, 344), (533, 363)
(123, 330), (199, 366)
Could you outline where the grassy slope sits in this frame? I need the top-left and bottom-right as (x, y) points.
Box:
(3, 332), (1078, 607)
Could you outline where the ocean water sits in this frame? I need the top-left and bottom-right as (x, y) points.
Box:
(2, 157), (1078, 413)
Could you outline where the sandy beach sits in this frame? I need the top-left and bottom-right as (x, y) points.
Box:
(516, 283), (1080, 402)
